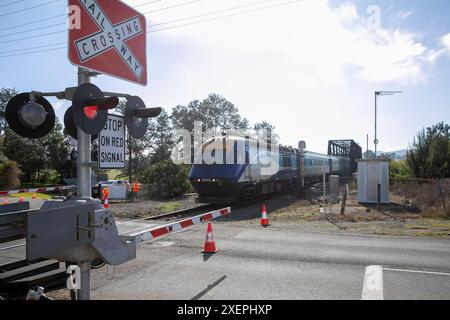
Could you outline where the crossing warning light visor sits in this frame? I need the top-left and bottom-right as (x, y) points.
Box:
(82, 96), (119, 123)
(84, 96), (119, 111)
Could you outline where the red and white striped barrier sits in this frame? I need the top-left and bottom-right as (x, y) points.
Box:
(0, 185), (76, 197)
(131, 207), (231, 245)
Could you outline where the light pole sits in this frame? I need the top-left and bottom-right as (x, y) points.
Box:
(374, 91), (402, 158)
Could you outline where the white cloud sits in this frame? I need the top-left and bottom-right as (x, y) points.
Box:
(122, 0), (449, 151)
(53, 101), (65, 110)
(425, 33), (450, 63)
(129, 0), (438, 86)
(441, 33), (450, 52)
(397, 10), (415, 20)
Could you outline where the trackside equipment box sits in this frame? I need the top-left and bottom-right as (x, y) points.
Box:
(357, 159), (390, 204)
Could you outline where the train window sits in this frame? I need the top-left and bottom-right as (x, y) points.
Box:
(282, 154), (291, 168)
(291, 156), (297, 168)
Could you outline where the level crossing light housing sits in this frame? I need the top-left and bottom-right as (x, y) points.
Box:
(125, 96), (162, 139)
(72, 83), (120, 135)
(64, 106), (98, 141)
(5, 93), (56, 139)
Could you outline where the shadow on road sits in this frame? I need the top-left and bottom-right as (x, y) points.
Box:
(191, 275), (227, 300)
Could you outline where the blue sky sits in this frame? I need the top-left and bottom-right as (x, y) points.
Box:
(0, 0), (449, 154)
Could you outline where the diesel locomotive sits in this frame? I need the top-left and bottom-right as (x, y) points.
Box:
(188, 136), (361, 204)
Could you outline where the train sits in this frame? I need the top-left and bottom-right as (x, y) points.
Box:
(188, 136), (361, 204)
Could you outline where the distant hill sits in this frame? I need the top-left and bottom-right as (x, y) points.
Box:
(376, 149), (407, 160)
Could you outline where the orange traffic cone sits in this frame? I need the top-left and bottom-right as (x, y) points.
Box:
(103, 196), (109, 209)
(32, 193), (37, 199)
(202, 222), (218, 253)
(2, 197), (8, 205)
(18, 196), (25, 203)
(260, 205), (270, 227)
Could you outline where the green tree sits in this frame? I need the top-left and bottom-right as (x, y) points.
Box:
(0, 160), (22, 190)
(390, 159), (410, 179)
(3, 127), (46, 182)
(253, 121), (279, 143)
(406, 122), (450, 179)
(42, 119), (71, 182)
(151, 109), (174, 162)
(171, 93), (249, 132)
(140, 160), (190, 198)
(0, 88), (18, 137)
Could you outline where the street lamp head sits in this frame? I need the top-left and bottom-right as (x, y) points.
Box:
(376, 91), (403, 96)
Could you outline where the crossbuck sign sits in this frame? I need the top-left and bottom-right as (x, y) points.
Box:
(68, 0), (147, 85)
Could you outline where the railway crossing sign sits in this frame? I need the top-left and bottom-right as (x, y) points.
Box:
(68, 0), (148, 85)
(98, 114), (126, 169)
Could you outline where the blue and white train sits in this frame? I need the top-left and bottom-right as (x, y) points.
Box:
(189, 136), (352, 204)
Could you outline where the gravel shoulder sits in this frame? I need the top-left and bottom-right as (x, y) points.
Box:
(108, 194), (201, 219)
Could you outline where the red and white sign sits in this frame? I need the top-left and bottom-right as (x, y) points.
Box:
(68, 0), (147, 86)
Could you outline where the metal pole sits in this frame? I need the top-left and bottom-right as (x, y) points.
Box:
(323, 172), (326, 200)
(76, 67), (93, 300)
(77, 67), (92, 198)
(377, 183), (381, 211)
(374, 92), (377, 159)
(366, 134), (369, 159)
(78, 261), (91, 300)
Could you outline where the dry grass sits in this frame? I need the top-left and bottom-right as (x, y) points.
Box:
(268, 189), (450, 238)
(392, 178), (450, 218)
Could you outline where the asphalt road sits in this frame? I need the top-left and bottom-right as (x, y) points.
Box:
(88, 222), (450, 300)
(2, 203), (449, 300)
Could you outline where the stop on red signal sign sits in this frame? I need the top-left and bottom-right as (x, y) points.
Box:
(68, 0), (148, 86)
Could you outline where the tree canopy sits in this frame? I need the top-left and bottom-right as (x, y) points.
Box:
(171, 93), (249, 133)
(406, 122), (450, 179)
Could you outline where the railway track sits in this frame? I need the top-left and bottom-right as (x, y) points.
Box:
(144, 204), (221, 221)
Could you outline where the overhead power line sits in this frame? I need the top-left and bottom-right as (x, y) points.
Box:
(148, 0), (278, 28)
(0, 0), (277, 41)
(0, 41), (66, 54)
(0, 0), (302, 58)
(0, 0), (61, 18)
(141, 0), (201, 14)
(0, 45), (67, 58)
(134, 0), (166, 7)
(149, 0), (301, 32)
(0, 0), (167, 32)
(0, 13), (66, 32)
(0, 22), (66, 38)
(0, 29), (66, 45)
(0, 0), (24, 9)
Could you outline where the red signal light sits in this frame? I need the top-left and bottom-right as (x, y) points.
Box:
(83, 106), (98, 120)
